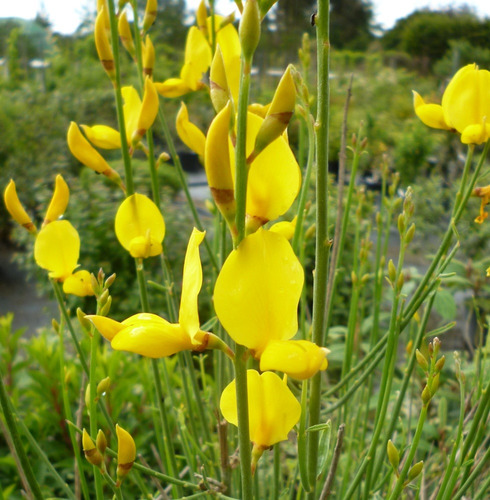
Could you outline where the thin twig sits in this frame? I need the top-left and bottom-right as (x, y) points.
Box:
(319, 423), (346, 500)
(139, 454), (169, 500)
(75, 373), (86, 500)
(325, 75), (354, 314)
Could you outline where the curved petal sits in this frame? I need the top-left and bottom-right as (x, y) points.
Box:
(216, 23), (241, 104)
(87, 315), (124, 341)
(179, 228), (206, 340)
(122, 86), (142, 142)
(81, 124), (121, 149)
(461, 122), (490, 145)
(34, 220), (80, 280)
(269, 217), (296, 240)
(111, 322), (193, 357)
(412, 91), (450, 130)
(44, 175), (69, 224)
(220, 370), (301, 448)
(176, 102), (206, 157)
(214, 228), (304, 355)
(134, 77), (159, 142)
(260, 340), (329, 380)
(115, 193), (165, 258)
(184, 26), (212, 78)
(4, 179), (35, 231)
(155, 78), (194, 98)
(63, 270), (95, 297)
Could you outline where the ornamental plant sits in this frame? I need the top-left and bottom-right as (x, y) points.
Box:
(1, 1), (489, 499)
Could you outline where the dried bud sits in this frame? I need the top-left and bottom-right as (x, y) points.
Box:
(83, 429), (104, 467)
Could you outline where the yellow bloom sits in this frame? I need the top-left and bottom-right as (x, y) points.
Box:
(210, 45), (230, 113)
(176, 102), (206, 159)
(44, 174), (69, 226)
(114, 193), (165, 258)
(260, 340), (329, 380)
(142, 35), (155, 78)
(88, 229), (233, 358)
(116, 424), (136, 481)
(34, 220), (80, 281)
(220, 370), (301, 470)
(414, 64), (490, 144)
(94, 6), (115, 80)
(155, 26), (211, 97)
(215, 22), (241, 104)
(3, 180), (36, 233)
(118, 10), (135, 59)
(63, 270), (95, 297)
(131, 77), (159, 145)
(142, 0), (157, 33)
(472, 185), (490, 223)
(269, 216), (297, 240)
(67, 122), (124, 189)
(80, 124), (121, 150)
(214, 228), (304, 356)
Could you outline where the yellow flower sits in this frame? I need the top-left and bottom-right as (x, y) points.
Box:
(89, 229), (233, 358)
(80, 125), (121, 150)
(142, 35), (155, 78)
(44, 174), (69, 226)
(155, 26), (211, 97)
(142, 0), (157, 33)
(116, 424), (136, 481)
(176, 102), (206, 159)
(260, 340), (329, 380)
(269, 216), (297, 240)
(472, 185), (490, 223)
(3, 180), (36, 233)
(220, 369), (301, 471)
(414, 63), (490, 144)
(214, 228), (304, 357)
(94, 6), (115, 80)
(63, 270), (95, 297)
(118, 10), (135, 59)
(34, 220), (80, 281)
(114, 193), (165, 258)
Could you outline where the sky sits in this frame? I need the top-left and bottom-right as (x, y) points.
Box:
(0, 0), (489, 35)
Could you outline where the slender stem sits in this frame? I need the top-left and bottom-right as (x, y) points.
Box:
(0, 367), (44, 500)
(298, 380), (311, 492)
(452, 445), (490, 500)
(307, 1), (331, 496)
(319, 424), (345, 500)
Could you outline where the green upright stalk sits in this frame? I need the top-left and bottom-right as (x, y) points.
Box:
(307, 1), (331, 496)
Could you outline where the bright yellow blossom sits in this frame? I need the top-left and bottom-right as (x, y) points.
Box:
(114, 193), (165, 258)
(118, 10), (135, 59)
(3, 180), (36, 233)
(81, 124), (121, 150)
(220, 370), (301, 471)
(94, 6), (115, 80)
(413, 64), (490, 144)
(176, 102), (206, 159)
(63, 270), (95, 297)
(214, 228), (304, 357)
(44, 174), (69, 226)
(88, 229), (233, 358)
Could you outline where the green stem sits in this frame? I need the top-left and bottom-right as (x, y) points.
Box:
(452, 445), (490, 500)
(307, 1), (331, 496)
(0, 367), (44, 499)
(298, 380), (311, 492)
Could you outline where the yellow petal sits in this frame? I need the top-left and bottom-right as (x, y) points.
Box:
(259, 340), (329, 380)
(67, 122), (113, 174)
(220, 370), (301, 448)
(412, 91), (450, 130)
(115, 194), (165, 258)
(80, 125), (121, 149)
(34, 220), (80, 280)
(216, 24), (241, 104)
(184, 26), (212, 80)
(214, 228), (304, 355)
(210, 45), (230, 112)
(116, 424), (136, 480)
(155, 78), (194, 98)
(122, 86), (142, 143)
(94, 6), (114, 79)
(44, 175), (69, 225)
(269, 217), (297, 240)
(176, 102), (206, 157)
(133, 77), (159, 144)
(196, 0), (208, 34)
(179, 228), (206, 339)
(3, 180), (35, 232)
(118, 10), (135, 58)
(142, 35), (155, 77)
(87, 315), (124, 341)
(63, 270), (95, 297)
(142, 0), (157, 32)
(461, 122), (490, 145)
(111, 321), (193, 357)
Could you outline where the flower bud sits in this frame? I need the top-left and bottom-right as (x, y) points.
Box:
(3, 180), (36, 233)
(421, 385), (431, 404)
(118, 11), (135, 59)
(97, 376), (111, 397)
(85, 383), (91, 410)
(83, 429), (104, 467)
(142, 35), (155, 78)
(432, 337), (441, 357)
(99, 295), (112, 317)
(407, 461), (424, 481)
(210, 45), (230, 113)
(142, 0), (157, 33)
(94, 6), (115, 81)
(416, 349), (428, 371)
(44, 175), (69, 226)
(196, 0), (208, 36)
(397, 213), (405, 235)
(52, 318), (60, 334)
(250, 65), (296, 161)
(396, 272), (405, 290)
(77, 308), (92, 331)
(405, 223), (416, 244)
(435, 355), (445, 373)
(239, 0), (260, 63)
(431, 372), (440, 394)
(96, 429), (107, 455)
(388, 259), (397, 283)
(387, 440), (399, 470)
(104, 273), (116, 289)
(116, 424), (136, 482)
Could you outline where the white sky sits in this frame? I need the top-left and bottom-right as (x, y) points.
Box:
(0, 0), (489, 35)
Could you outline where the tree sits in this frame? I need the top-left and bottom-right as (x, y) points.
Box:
(330, 0), (374, 50)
